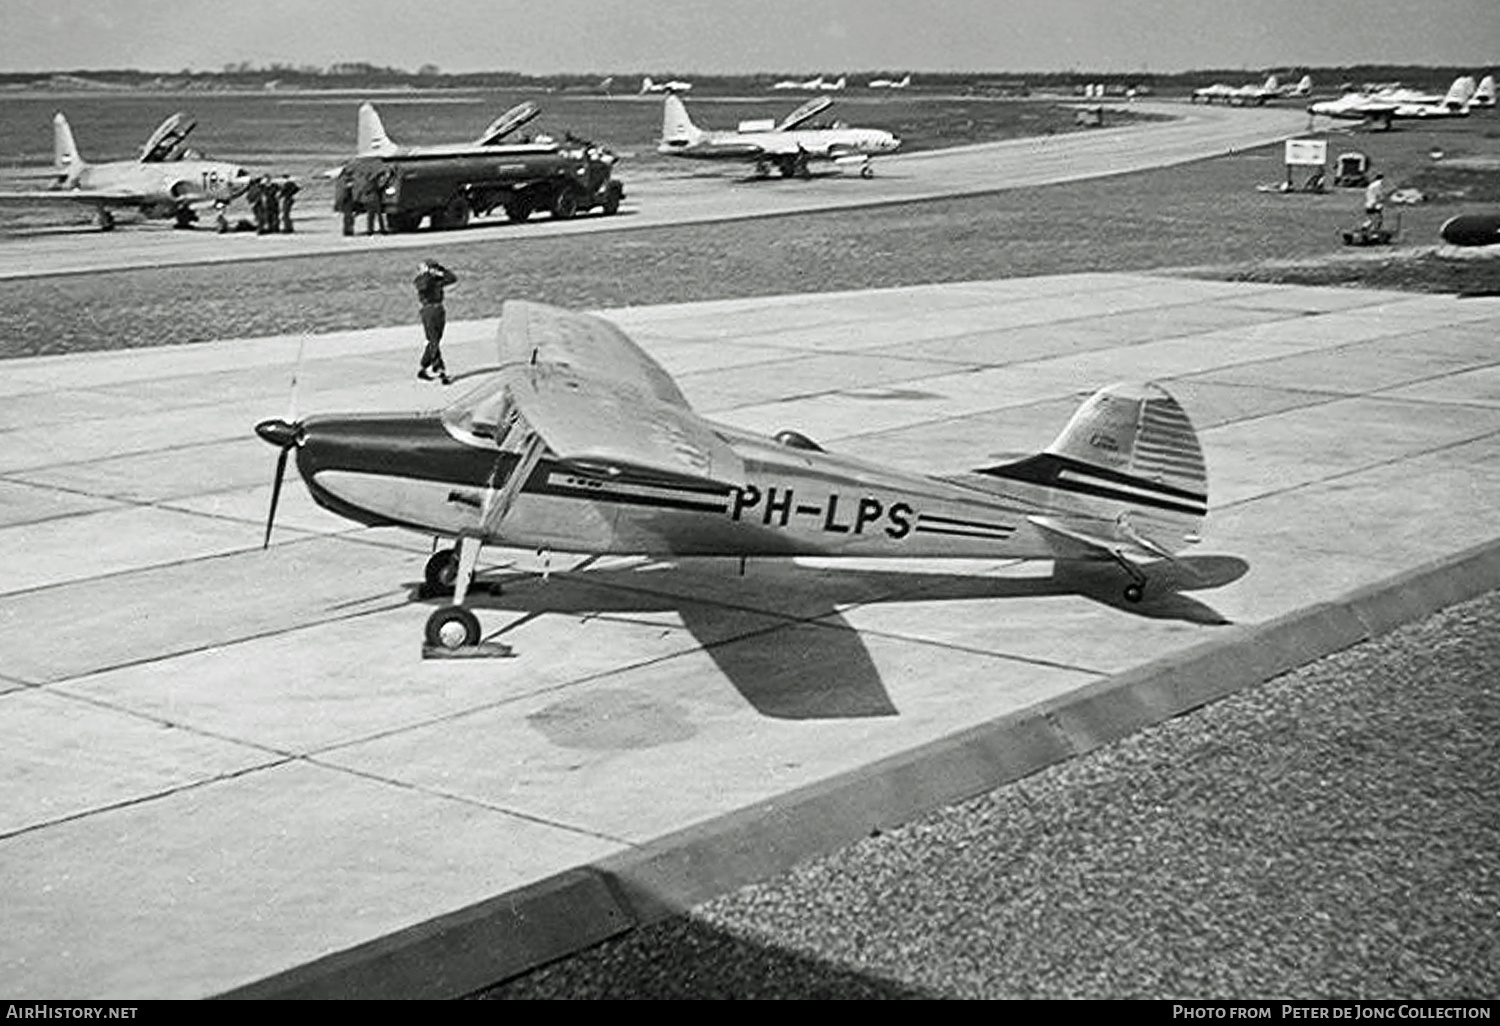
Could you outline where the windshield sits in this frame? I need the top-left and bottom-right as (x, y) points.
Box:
(441, 375), (531, 450)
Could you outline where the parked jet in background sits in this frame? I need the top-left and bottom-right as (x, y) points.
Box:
(659, 93), (900, 178)
(641, 76), (693, 93)
(1472, 75), (1496, 108)
(868, 74), (912, 89)
(1278, 75), (1314, 98)
(356, 101), (546, 159)
(1192, 74), (1301, 105)
(0, 111), (252, 230)
(1308, 76), (1475, 129)
(773, 75), (836, 91)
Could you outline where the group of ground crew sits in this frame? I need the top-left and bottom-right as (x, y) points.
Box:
(333, 162), (395, 236)
(237, 175), (300, 234)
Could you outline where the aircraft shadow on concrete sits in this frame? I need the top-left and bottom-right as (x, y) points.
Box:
(407, 554), (1248, 722)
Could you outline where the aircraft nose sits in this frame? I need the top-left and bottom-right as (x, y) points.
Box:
(255, 418), (302, 450)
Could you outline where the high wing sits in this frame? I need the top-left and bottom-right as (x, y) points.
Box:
(776, 96), (833, 131)
(496, 299), (689, 406)
(485, 300), (744, 485)
(505, 364), (745, 485)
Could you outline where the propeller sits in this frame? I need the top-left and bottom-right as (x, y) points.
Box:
(257, 336), (309, 549)
(255, 418), (302, 548)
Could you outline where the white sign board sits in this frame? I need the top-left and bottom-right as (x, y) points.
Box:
(1285, 139), (1328, 167)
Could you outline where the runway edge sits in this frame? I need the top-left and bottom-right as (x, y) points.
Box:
(217, 536), (1500, 1000)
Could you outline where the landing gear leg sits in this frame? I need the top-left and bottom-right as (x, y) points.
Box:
(1109, 550), (1148, 603)
(424, 535), (484, 649)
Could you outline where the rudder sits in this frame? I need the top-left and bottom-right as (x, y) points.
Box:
(53, 112), (83, 180)
(357, 103), (396, 156)
(973, 382), (1208, 557)
(661, 94), (700, 145)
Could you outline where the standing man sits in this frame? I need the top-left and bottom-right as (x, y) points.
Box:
(260, 177), (281, 234)
(334, 168), (355, 236)
(363, 165), (391, 235)
(415, 259), (458, 384)
(246, 175), (266, 234)
(1364, 172), (1387, 231)
(277, 176), (300, 233)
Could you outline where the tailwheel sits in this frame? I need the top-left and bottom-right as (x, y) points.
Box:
(424, 547), (459, 591)
(425, 605), (481, 650)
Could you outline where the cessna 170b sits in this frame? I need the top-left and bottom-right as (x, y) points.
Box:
(0, 111), (253, 230)
(659, 93), (900, 178)
(255, 301), (1211, 651)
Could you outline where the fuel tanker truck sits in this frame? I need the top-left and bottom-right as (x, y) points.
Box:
(337, 101), (625, 232)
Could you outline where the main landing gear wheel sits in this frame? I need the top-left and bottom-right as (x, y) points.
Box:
(425, 605), (480, 650)
(424, 547), (459, 591)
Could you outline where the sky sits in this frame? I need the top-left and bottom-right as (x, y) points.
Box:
(0, 0), (1496, 76)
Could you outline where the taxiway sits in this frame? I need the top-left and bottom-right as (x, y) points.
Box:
(0, 101), (1310, 279)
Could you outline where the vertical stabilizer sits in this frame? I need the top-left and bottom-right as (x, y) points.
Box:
(357, 103), (396, 156)
(53, 112), (84, 182)
(661, 94), (702, 145)
(973, 382), (1208, 556)
(1444, 76), (1476, 110)
(1044, 382), (1206, 491)
(1473, 75), (1496, 107)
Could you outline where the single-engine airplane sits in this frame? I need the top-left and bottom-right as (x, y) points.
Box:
(0, 111), (253, 230)
(659, 93), (900, 178)
(255, 301), (1211, 652)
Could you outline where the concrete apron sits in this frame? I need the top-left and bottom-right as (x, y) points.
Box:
(2, 274), (1498, 998)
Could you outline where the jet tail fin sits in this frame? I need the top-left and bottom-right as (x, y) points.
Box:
(357, 103), (397, 156)
(53, 112), (84, 183)
(967, 382), (1209, 559)
(661, 93), (702, 145)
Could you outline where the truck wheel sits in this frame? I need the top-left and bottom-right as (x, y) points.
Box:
(602, 190), (620, 216)
(505, 199), (532, 223)
(551, 188), (579, 220)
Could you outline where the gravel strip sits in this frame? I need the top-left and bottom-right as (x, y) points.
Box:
(480, 590), (1500, 999)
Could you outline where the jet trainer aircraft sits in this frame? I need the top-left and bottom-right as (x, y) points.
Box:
(1191, 74), (1310, 106)
(255, 301), (1212, 651)
(0, 111), (252, 230)
(641, 76), (692, 93)
(356, 100), (547, 159)
(658, 93), (900, 178)
(1308, 76), (1476, 129)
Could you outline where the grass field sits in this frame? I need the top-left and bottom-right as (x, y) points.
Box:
(0, 107), (1496, 359)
